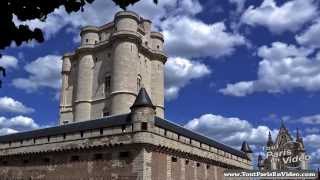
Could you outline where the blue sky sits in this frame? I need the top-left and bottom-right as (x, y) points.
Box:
(0, 0), (319, 169)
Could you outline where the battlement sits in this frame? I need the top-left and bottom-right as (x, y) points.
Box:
(0, 114), (251, 169)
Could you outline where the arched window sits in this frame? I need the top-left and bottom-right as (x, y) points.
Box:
(137, 75), (142, 92)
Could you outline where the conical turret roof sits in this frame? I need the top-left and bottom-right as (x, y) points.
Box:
(241, 141), (253, 153)
(131, 88), (155, 109)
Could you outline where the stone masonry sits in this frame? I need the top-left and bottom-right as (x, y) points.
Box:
(0, 11), (253, 180)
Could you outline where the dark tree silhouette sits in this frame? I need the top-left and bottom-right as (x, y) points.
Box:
(0, 0), (158, 87)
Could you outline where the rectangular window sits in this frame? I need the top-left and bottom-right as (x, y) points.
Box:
(141, 122), (148, 131)
(105, 76), (111, 94)
(171, 157), (177, 162)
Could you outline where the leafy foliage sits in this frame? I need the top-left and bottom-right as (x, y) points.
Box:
(0, 0), (158, 87)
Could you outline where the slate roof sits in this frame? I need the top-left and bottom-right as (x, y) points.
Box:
(0, 114), (249, 159)
(131, 88), (155, 109)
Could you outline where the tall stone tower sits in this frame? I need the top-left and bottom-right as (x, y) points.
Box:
(59, 11), (167, 124)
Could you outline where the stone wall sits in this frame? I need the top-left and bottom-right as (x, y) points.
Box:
(0, 146), (237, 180)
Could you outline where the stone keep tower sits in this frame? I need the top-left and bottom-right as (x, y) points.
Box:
(59, 11), (167, 124)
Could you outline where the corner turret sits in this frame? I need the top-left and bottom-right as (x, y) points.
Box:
(131, 88), (155, 132)
(241, 141), (253, 160)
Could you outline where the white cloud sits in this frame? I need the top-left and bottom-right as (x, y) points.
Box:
(0, 55), (18, 69)
(296, 19), (320, 48)
(184, 113), (278, 148)
(241, 0), (318, 33)
(162, 16), (246, 58)
(0, 116), (39, 135)
(304, 134), (320, 149)
(220, 42), (320, 96)
(165, 57), (211, 100)
(297, 114), (320, 125)
(0, 97), (34, 114)
(12, 55), (62, 92)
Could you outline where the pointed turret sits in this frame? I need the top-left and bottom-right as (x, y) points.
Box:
(131, 87), (155, 110)
(267, 131), (273, 147)
(296, 128), (305, 149)
(280, 119), (286, 130)
(130, 88), (156, 132)
(241, 141), (253, 153)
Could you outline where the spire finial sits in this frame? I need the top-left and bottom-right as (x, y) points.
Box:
(267, 131), (273, 146)
(280, 119), (286, 129)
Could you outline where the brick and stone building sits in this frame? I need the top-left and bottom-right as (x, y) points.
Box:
(0, 11), (253, 179)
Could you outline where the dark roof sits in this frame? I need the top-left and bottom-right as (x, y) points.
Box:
(240, 141), (253, 153)
(0, 114), (130, 143)
(154, 117), (249, 160)
(131, 88), (155, 109)
(0, 113), (249, 160)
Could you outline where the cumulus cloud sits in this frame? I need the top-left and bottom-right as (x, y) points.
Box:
(241, 0), (318, 33)
(304, 134), (320, 149)
(0, 116), (39, 135)
(0, 55), (18, 69)
(296, 19), (320, 48)
(184, 114), (278, 148)
(220, 42), (320, 96)
(12, 55), (62, 92)
(0, 97), (34, 114)
(165, 57), (211, 100)
(162, 16), (246, 58)
(297, 114), (320, 125)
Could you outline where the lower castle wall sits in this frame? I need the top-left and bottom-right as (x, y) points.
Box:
(0, 146), (233, 180)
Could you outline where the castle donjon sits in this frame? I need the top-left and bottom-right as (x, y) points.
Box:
(0, 11), (253, 179)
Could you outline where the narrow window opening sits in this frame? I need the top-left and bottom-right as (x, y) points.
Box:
(197, 162), (200, 167)
(80, 131), (84, 138)
(137, 75), (141, 92)
(63, 133), (66, 140)
(185, 160), (189, 165)
(189, 139), (192, 144)
(94, 153), (103, 160)
(8, 141), (11, 147)
(121, 125), (126, 133)
(95, 57), (98, 62)
(33, 138), (36, 144)
(164, 130), (167, 136)
(171, 157), (177, 162)
(119, 151), (130, 159)
(100, 128), (103, 135)
(47, 136), (51, 142)
(206, 164), (210, 169)
(145, 41), (148, 46)
(20, 140), (23, 145)
(141, 122), (148, 131)
(85, 39), (89, 42)
(105, 76), (111, 94)
(71, 155), (80, 162)
(157, 45), (160, 49)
